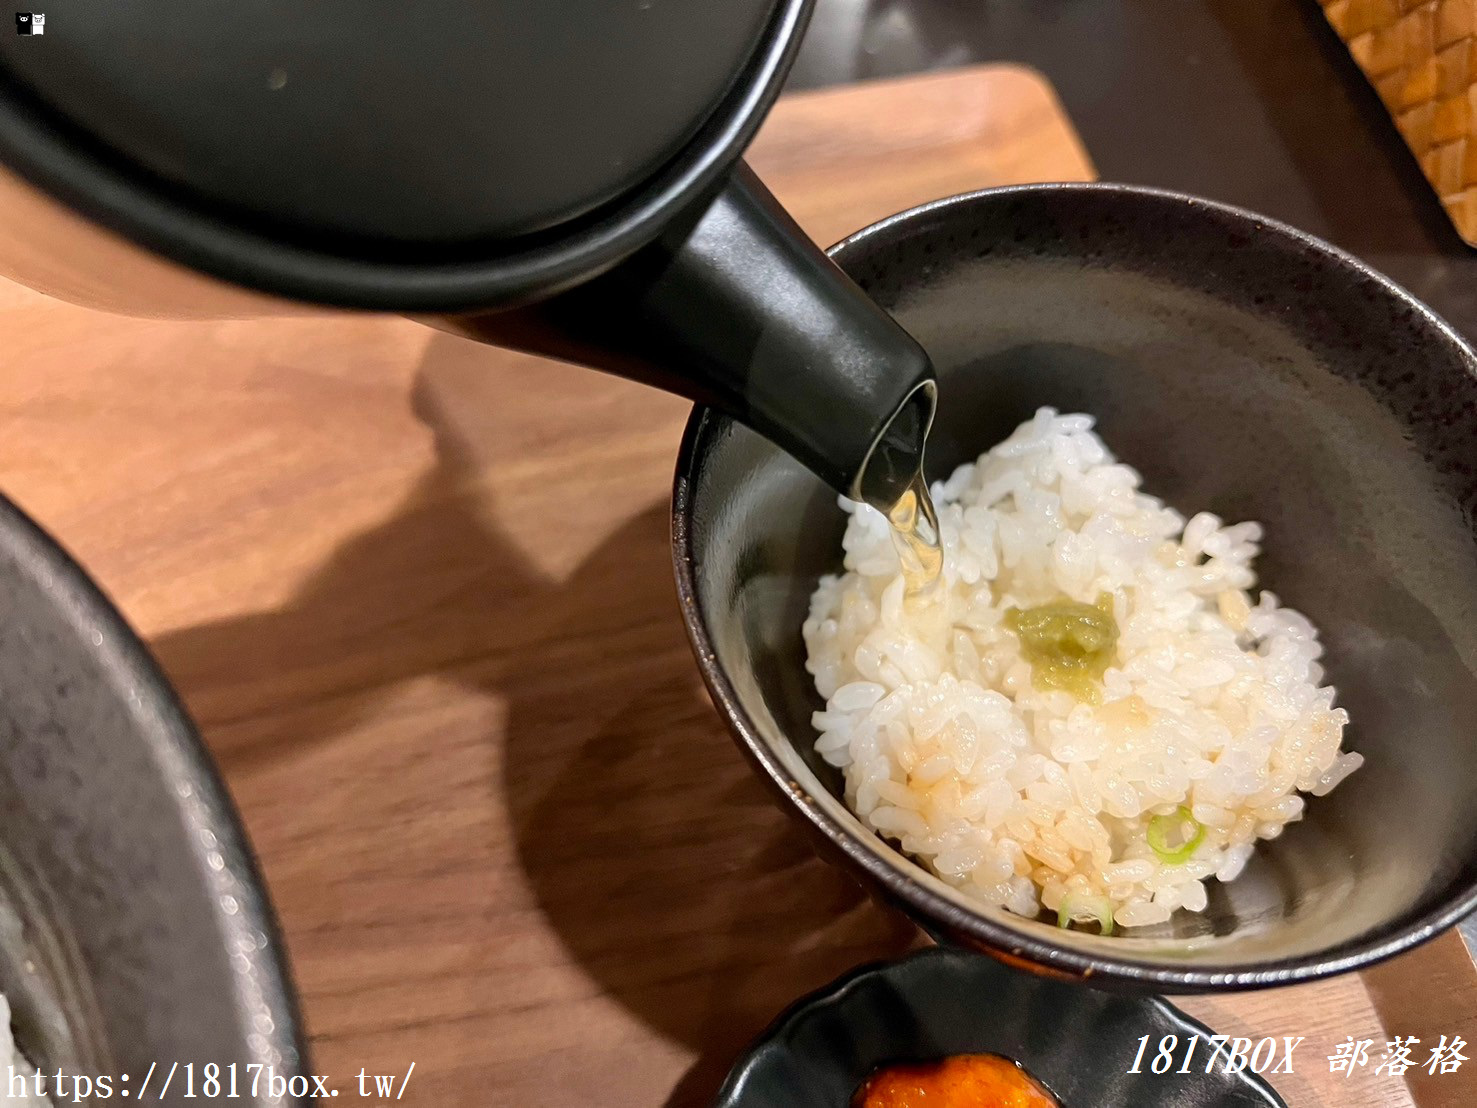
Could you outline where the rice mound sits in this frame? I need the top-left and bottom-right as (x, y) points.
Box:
(803, 408), (1361, 930)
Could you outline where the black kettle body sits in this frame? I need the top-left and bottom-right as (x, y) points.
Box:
(0, 0), (932, 505)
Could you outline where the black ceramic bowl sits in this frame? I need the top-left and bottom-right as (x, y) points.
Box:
(716, 947), (1285, 1106)
(0, 494), (304, 1102)
(673, 183), (1477, 991)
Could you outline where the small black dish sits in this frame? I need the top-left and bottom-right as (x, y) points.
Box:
(715, 946), (1286, 1107)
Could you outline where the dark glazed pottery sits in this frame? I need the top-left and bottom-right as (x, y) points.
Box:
(0, 493), (305, 1103)
(0, 0), (813, 309)
(715, 947), (1286, 1106)
(673, 183), (1477, 991)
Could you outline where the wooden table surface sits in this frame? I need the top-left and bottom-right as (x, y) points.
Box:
(0, 64), (1471, 1107)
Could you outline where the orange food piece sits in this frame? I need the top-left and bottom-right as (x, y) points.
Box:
(853, 1054), (1059, 1108)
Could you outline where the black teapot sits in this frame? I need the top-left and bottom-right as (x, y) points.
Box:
(0, 0), (933, 507)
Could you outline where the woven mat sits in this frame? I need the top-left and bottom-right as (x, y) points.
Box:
(1321, 0), (1477, 243)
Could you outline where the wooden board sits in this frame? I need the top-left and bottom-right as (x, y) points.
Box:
(0, 64), (1466, 1107)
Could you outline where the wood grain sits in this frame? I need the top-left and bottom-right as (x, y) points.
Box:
(746, 67), (1095, 247)
(0, 64), (1464, 1107)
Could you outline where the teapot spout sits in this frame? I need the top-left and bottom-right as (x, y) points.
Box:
(426, 162), (935, 506)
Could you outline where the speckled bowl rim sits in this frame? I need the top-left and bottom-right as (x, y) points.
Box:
(0, 491), (307, 1074)
(671, 181), (1477, 992)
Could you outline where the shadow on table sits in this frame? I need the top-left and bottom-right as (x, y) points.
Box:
(149, 333), (915, 1105)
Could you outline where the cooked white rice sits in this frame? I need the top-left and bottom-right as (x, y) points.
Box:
(803, 408), (1361, 930)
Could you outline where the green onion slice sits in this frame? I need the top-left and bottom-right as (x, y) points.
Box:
(1148, 806), (1205, 864)
(1056, 893), (1115, 936)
